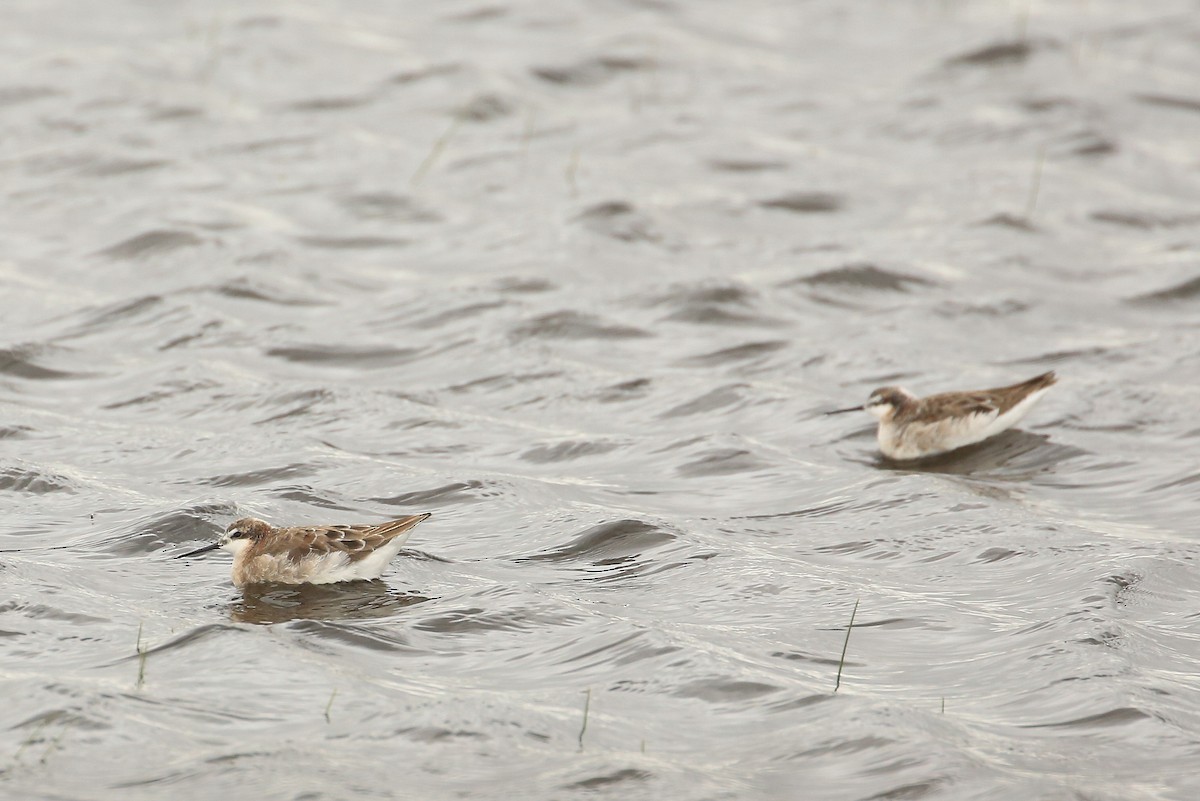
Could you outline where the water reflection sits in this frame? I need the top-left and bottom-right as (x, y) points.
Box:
(229, 581), (430, 624)
(873, 431), (1086, 478)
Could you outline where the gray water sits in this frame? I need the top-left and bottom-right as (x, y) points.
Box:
(4, 1), (1200, 799)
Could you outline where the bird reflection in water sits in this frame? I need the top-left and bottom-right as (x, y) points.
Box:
(230, 580), (430, 625)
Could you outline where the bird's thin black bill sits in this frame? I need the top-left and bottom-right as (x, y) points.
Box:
(824, 405), (864, 415)
(177, 542), (220, 558)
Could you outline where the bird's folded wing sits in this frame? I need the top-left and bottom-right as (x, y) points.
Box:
(908, 393), (997, 424)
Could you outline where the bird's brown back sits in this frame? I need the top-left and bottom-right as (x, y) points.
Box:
(898, 371), (1057, 424)
(249, 514), (430, 564)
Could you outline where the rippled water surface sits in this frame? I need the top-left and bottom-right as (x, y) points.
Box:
(4, 2), (1200, 799)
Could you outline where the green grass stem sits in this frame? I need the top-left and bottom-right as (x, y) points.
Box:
(834, 598), (860, 693)
(578, 688), (591, 750)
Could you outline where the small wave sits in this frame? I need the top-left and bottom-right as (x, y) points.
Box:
(532, 55), (653, 87)
(449, 370), (562, 394)
(789, 263), (935, 292)
(679, 340), (787, 367)
(591, 377), (652, 403)
(1067, 131), (1117, 157)
(1021, 706), (1152, 729)
(101, 378), (218, 411)
(337, 192), (441, 223)
(78, 158), (170, 178)
(0, 425), (33, 439)
(388, 63), (462, 85)
(975, 547), (1022, 563)
(372, 480), (489, 507)
(660, 384), (748, 418)
(147, 104), (202, 121)
(0, 465), (78, 494)
(197, 463), (314, 488)
(677, 448), (771, 477)
(286, 94), (374, 112)
(97, 503), (234, 557)
(268, 484), (355, 510)
(411, 300), (508, 329)
(99, 623), (240, 666)
(521, 440), (620, 464)
(511, 311), (650, 340)
(574, 201), (662, 243)
(1135, 93), (1200, 115)
(0, 344), (89, 381)
(266, 344), (422, 368)
(395, 726), (486, 743)
(758, 191), (843, 213)
(675, 677), (781, 704)
(708, 158), (787, 173)
(414, 602), (582, 634)
(295, 235), (410, 250)
(934, 298), (1029, 317)
(524, 519), (676, 564)
(1090, 209), (1200, 229)
(563, 768), (653, 792)
(0, 601), (105, 625)
(96, 230), (204, 260)
(976, 213), (1038, 232)
(455, 92), (515, 122)
(944, 38), (1058, 68)
(0, 85), (58, 106)
(213, 279), (328, 307)
(210, 135), (314, 154)
(495, 276), (556, 294)
(252, 388), (336, 425)
(60, 296), (165, 337)
(1127, 275), (1200, 304)
(771, 649), (845, 667)
(654, 284), (754, 306)
(652, 282), (780, 327)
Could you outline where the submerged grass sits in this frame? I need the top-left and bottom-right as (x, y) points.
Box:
(1024, 144), (1047, 220)
(834, 598), (859, 693)
(136, 622), (148, 689)
(578, 688), (591, 751)
(566, 147), (581, 197)
(8, 717), (67, 773)
(11, 717), (53, 767)
(412, 118), (461, 186)
(324, 689), (338, 724)
(39, 726), (66, 765)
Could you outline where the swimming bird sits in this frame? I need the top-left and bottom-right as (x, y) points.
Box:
(177, 514), (430, 587)
(827, 371), (1057, 460)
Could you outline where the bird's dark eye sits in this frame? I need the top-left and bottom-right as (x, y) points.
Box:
(228, 529), (245, 539)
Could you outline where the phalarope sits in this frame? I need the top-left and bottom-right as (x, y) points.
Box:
(827, 371), (1057, 460)
(177, 514), (430, 587)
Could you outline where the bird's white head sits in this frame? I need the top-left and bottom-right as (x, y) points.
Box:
(219, 517), (271, 555)
(863, 387), (914, 421)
